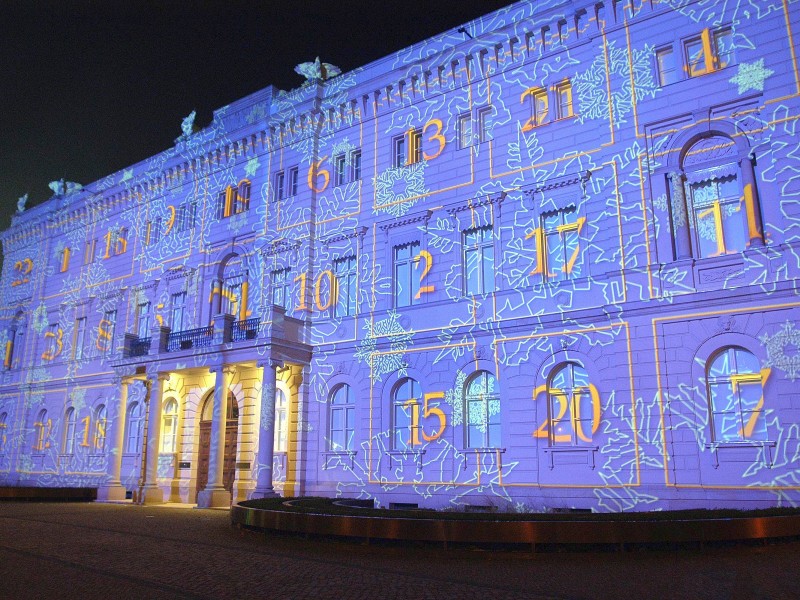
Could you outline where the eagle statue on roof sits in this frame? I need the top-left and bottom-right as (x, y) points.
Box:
(294, 57), (341, 82)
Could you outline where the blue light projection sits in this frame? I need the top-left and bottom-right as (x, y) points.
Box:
(1, 0), (800, 512)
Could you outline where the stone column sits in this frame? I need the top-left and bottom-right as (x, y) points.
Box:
(141, 373), (169, 504)
(97, 377), (129, 502)
(739, 153), (765, 248)
(197, 365), (235, 508)
(668, 171), (692, 260)
(251, 359), (281, 498)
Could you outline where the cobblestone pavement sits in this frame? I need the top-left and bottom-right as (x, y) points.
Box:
(1, 502), (799, 600)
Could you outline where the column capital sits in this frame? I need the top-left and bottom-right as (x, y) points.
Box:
(257, 358), (284, 371)
(147, 372), (170, 383)
(209, 364), (236, 376)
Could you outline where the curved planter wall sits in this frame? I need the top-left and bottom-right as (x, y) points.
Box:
(231, 504), (800, 546)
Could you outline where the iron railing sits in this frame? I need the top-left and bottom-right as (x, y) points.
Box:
(129, 337), (152, 357)
(166, 326), (214, 352)
(232, 317), (260, 341)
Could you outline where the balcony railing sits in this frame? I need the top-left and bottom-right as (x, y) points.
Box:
(129, 337), (152, 357)
(232, 317), (260, 341)
(166, 326), (214, 352)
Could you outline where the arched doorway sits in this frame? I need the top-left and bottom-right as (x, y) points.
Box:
(196, 390), (239, 502)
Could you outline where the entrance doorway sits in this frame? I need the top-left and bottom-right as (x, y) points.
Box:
(196, 391), (239, 502)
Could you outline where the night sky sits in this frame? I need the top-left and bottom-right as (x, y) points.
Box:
(1, 0), (512, 232)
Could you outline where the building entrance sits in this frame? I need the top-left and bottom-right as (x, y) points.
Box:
(195, 391), (239, 503)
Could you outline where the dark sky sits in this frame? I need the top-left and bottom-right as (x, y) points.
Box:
(0, 0), (512, 231)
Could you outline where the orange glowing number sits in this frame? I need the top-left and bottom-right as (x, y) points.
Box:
(413, 250), (434, 299)
(308, 156), (330, 193)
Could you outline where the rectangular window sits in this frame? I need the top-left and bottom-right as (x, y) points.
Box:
(44, 322), (59, 361)
(526, 88), (549, 129)
(100, 310), (116, 354)
(274, 171), (285, 202)
(146, 218), (161, 246)
(73, 317), (87, 360)
(684, 27), (734, 78)
(115, 228), (128, 255)
(409, 130), (422, 164)
(541, 208), (585, 281)
(463, 226), (495, 295)
(477, 107), (493, 143)
(216, 189), (227, 219)
(393, 135), (407, 168)
(555, 81), (573, 119)
(656, 46), (679, 86)
(393, 243), (421, 307)
(84, 239), (97, 264)
(235, 182), (250, 214)
(59, 247), (71, 272)
(458, 113), (473, 149)
(334, 154), (347, 186)
(334, 256), (357, 317)
(287, 167), (299, 197)
(271, 268), (291, 309)
(170, 292), (186, 331)
(351, 150), (362, 181)
(690, 175), (746, 258)
(713, 28), (734, 69)
(136, 302), (151, 338)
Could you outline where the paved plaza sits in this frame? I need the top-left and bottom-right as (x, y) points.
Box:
(0, 501), (799, 599)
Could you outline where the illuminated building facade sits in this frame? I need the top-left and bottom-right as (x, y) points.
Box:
(1, 0), (800, 511)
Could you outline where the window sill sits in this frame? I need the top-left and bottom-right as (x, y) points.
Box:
(386, 449), (426, 468)
(543, 445), (599, 470)
(705, 440), (775, 468)
(322, 450), (356, 470)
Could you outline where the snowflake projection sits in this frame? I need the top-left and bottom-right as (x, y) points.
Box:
(729, 59), (775, 94)
(652, 193), (667, 212)
(120, 168), (133, 183)
(374, 161), (429, 217)
(354, 311), (413, 381)
(761, 321), (800, 381)
(444, 370), (468, 427)
(245, 102), (268, 125)
(244, 156), (260, 178)
(573, 41), (660, 127)
(32, 302), (49, 334)
(69, 387), (88, 412)
(330, 138), (356, 162)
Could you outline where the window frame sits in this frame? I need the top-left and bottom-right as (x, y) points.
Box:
(392, 378), (421, 451)
(546, 362), (595, 446)
(274, 387), (288, 453)
(393, 242), (421, 308)
(462, 225), (495, 296)
(73, 316), (87, 360)
(329, 384), (355, 452)
(161, 398), (179, 453)
(333, 255), (357, 317)
(125, 402), (143, 454)
(464, 371), (501, 449)
(63, 407), (77, 455)
(707, 346), (767, 443)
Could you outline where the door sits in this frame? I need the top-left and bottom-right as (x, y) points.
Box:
(195, 391), (239, 503)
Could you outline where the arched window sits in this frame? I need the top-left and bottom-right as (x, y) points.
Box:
(161, 399), (178, 453)
(465, 371), (501, 448)
(94, 405), (107, 452)
(63, 407), (77, 454)
(547, 363), (596, 446)
(668, 132), (763, 260)
(0, 412), (8, 453)
(33, 409), (49, 452)
(125, 402), (144, 454)
(708, 347), (766, 441)
(392, 378), (420, 450)
(329, 384), (355, 451)
(274, 388), (288, 453)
